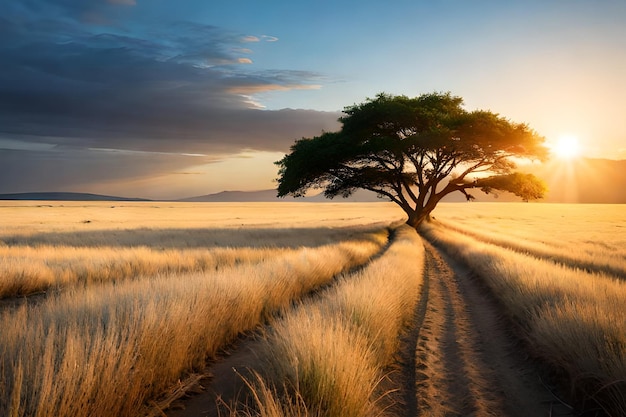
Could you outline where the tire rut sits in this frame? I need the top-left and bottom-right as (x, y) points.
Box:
(411, 240), (575, 417)
(395, 243), (430, 417)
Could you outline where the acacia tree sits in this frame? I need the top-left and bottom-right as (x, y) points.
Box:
(276, 92), (548, 228)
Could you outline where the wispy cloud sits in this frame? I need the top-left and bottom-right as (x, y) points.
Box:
(241, 34), (278, 43)
(108, 0), (136, 5)
(172, 171), (206, 175)
(227, 83), (322, 95)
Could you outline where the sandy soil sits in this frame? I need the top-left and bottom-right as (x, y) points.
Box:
(162, 337), (262, 417)
(403, 241), (575, 417)
(161, 237), (576, 417)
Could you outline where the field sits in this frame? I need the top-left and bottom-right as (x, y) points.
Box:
(0, 201), (624, 417)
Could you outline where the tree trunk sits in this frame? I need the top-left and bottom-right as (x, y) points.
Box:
(405, 209), (432, 229)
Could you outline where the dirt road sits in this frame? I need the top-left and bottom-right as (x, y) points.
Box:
(401, 240), (574, 417)
(162, 237), (576, 417)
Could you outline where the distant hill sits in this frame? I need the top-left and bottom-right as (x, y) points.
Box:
(532, 158), (626, 204)
(3, 158), (623, 203)
(179, 189), (382, 202)
(0, 192), (150, 201)
(304, 189), (384, 202)
(180, 190), (281, 202)
(441, 158), (626, 204)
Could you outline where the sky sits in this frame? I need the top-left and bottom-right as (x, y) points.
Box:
(1, 0), (625, 199)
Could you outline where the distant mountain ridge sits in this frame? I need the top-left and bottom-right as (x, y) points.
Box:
(3, 158), (624, 203)
(0, 192), (150, 201)
(179, 189), (281, 202)
(534, 158), (626, 204)
(0, 190), (377, 202)
(180, 188), (382, 203)
(443, 158), (626, 203)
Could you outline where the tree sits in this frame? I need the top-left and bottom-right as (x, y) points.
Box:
(275, 92), (548, 228)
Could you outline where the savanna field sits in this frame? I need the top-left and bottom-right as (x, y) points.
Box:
(0, 201), (624, 417)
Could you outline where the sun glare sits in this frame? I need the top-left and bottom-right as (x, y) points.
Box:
(551, 134), (581, 159)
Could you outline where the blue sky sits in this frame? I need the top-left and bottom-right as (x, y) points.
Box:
(1, 0), (625, 199)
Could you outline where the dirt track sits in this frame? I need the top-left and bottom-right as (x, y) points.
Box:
(163, 237), (576, 417)
(402, 240), (575, 417)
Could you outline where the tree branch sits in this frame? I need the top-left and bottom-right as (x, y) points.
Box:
(363, 185), (403, 207)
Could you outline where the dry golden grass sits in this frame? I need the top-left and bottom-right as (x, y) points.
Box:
(0, 245), (290, 298)
(237, 226), (425, 417)
(0, 201), (401, 235)
(1, 236), (386, 417)
(0, 202), (398, 417)
(420, 218), (626, 416)
(3, 201), (623, 416)
(433, 202), (626, 266)
(0, 201), (401, 299)
(431, 204), (626, 279)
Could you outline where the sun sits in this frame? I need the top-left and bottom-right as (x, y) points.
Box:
(551, 134), (582, 159)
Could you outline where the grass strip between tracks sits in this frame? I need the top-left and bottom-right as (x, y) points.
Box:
(231, 225), (425, 417)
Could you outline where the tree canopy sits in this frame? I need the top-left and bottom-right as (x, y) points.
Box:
(276, 92), (548, 228)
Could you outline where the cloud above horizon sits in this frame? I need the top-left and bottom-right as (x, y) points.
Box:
(0, 0), (339, 194)
(0, 3), (338, 152)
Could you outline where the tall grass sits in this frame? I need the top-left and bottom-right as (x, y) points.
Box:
(0, 202), (399, 298)
(434, 219), (626, 279)
(0, 224), (392, 249)
(432, 203), (626, 269)
(421, 221), (626, 416)
(0, 245), (287, 298)
(0, 231), (387, 417)
(235, 226), (425, 417)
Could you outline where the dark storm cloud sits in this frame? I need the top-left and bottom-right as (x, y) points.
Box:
(0, 1), (340, 156)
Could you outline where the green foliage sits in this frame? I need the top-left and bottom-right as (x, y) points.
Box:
(476, 173), (548, 202)
(276, 92), (548, 226)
